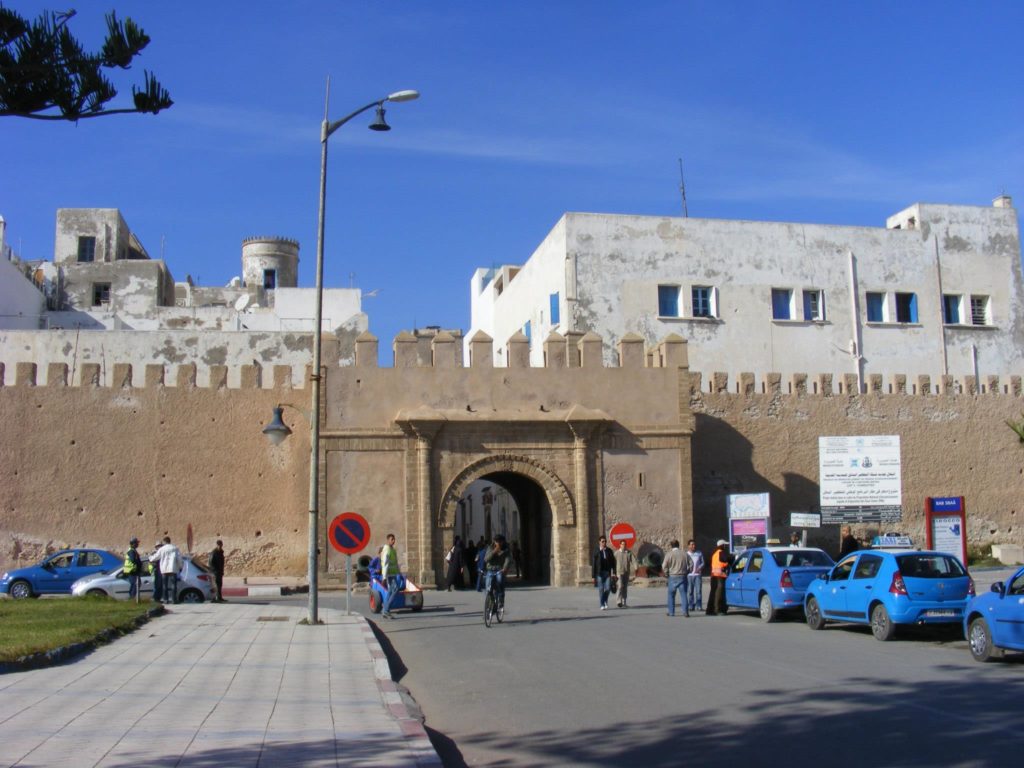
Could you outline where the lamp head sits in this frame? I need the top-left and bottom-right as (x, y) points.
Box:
(368, 103), (391, 131)
(386, 89), (420, 103)
(262, 406), (293, 446)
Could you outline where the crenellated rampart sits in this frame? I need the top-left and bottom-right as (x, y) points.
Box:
(1, 328), (1022, 578)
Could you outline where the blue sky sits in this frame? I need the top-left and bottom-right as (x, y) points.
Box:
(3, 1), (1022, 356)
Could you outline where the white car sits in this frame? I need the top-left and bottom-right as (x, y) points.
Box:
(71, 557), (214, 603)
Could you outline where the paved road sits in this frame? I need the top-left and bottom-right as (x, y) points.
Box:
(247, 572), (1023, 768)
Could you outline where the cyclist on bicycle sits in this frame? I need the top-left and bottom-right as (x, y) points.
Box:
(484, 534), (512, 607)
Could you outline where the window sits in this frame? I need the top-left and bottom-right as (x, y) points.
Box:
(970, 295), (989, 326)
(803, 289), (825, 321)
(831, 558), (855, 581)
(692, 286), (715, 318)
(549, 292), (560, 326)
(866, 292), (886, 323)
(77, 236), (96, 263)
(48, 553), (75, 569)
(731, 553), (749, 573)
(747, 552), (764, 573)
(523, 321), (531, 343)
(854, 554), (883, 579)
(79, 551), (105, 567)
(658, 285), (680, 317)
(943, 294), (962, 324)
(895, 292), (918, 323)
(263, 269), (277, 289)
(92, 283), (111, 306)
(771, 288), (793, 320)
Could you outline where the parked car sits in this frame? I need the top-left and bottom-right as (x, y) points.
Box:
(963, 564), (1024, 661)
(804, 549), (974, 640)
(0, 548), (122, 599)
(366, 557), (423, 614)
(724, 547), (835, 622)
(70, 557), (214, 603)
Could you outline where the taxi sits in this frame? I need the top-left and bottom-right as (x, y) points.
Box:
(963, 563), (1024, 661)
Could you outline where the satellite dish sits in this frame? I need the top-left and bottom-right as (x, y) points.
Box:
(234, 295), (251, 311)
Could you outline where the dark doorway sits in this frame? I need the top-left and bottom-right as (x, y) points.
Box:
(459, 471), (553, 585)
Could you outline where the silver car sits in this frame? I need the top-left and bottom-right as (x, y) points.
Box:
(71, 557), (213, 603)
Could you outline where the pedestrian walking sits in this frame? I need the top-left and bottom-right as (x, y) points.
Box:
(790, 531), (802, 547)
(123, 537), (142, 603)
(151, 536), (183, 604)
(662, 539), (690, 617)
(707, 539), (733, 616)
(149, 540), (163, 602)
(209, 539), (226, 602)
(445, 536), (464, 591)
(380, 533), (401, 619)
(465, 537), (478, 587)
(511, 540), (523, 578)
(591, 536), (616, 610)
(613, 540), (635, 608)
(476, 542), (488, 591)
(685, 539), (705, 612)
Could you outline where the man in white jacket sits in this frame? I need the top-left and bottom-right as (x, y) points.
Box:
(149, 536), (183, 604)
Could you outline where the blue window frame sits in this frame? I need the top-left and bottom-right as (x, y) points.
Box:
(866, 292), (885, 323)
(658, 285), (679, 317)
(523, 321), (531, 342)
(895, 292), (918, 323)
(771, 288), (792, 320)
(943, 295), (960, 324)
(549, 292), (560, 325)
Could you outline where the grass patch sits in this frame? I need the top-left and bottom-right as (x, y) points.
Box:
(0, 596), (156, 662)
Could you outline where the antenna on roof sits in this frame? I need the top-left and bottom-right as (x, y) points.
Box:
(678, 158), (688, 218)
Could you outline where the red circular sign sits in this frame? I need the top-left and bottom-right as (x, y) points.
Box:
(608, 522), (637, 549)
(328, 512), (372, 555)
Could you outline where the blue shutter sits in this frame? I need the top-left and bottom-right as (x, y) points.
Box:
(908, 293), (918, 323)
(866, 293), (883, 322)
(550, 292), (560, 325)
(658, 286), (679, 317)
(771, 289), (791, 320)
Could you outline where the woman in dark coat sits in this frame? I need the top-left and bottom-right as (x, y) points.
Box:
(445, 536), (465, 591)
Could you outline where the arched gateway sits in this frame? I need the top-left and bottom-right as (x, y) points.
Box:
(320, 331), (694, 589)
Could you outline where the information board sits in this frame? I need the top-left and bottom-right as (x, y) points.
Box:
(819, 435), (902, 523)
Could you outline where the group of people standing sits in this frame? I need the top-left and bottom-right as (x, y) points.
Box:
(592, 536), (734, 616)
(122, 536), (227, 604)
(444, 535), (522, 591)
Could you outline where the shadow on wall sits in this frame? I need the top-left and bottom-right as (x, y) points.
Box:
(692, 413), (824, 553)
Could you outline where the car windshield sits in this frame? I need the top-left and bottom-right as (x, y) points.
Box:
(895, 554), (966, 578)
(772, 550), (833, 567)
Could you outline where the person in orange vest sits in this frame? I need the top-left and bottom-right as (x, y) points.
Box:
(706, 539), (734, 616)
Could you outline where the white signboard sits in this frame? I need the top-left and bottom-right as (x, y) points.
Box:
(728, 493), (770, 520)
(790, 512), (821, 528)
(931, 515), (966, 561)
(819, 435), (902, 523)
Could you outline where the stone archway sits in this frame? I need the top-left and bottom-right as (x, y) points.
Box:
(438, 454), (575, 586)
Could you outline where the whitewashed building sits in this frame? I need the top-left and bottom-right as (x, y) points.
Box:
(467, 197), (1023, 389)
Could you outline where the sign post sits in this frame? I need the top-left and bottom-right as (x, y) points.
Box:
(727, 493), (771, 554)
(925, 496), (967, 564)
(328, 512), (372, 615)
(608, 522), (637, 550)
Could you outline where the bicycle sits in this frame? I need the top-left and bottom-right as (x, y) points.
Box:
(483, 570), (505, 627)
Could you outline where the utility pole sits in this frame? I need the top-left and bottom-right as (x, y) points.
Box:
(678, 158), (688, 218)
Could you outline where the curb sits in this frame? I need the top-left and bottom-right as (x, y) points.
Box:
(356, 618), (442, 767)
(0, 604), (165, 675)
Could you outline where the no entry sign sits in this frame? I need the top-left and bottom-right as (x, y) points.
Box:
(328, 512), (372, 555)
(608, 522), (637, 549)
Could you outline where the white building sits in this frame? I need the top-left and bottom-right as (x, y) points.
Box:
(467, 197), (1023, 388)
(0, 209), (367, 385)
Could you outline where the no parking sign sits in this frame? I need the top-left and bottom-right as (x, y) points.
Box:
(328, 512), (372, 555)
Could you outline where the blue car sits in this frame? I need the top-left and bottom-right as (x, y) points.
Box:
(725, 547), (835, 622)
(963, 564), (1024, 662)
(804, 549), (974, 641)
(0, 548), (122, 599)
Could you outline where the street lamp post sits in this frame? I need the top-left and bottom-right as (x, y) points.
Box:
(265, 79), (419, 625)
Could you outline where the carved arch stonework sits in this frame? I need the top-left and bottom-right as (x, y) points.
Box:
(438, 454), (576, 529)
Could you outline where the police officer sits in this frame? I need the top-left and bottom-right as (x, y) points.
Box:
(124, 537), (142, 602)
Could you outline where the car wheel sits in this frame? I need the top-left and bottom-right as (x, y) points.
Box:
(179, 589), (204, 604)
(759, 593), (777, 623)
(87, 588), (110, 598)
(805, 596), (825, 630)
(871, 603), (896, 641)
(968, 617), (995, 662)
(9, 580), (33, 599)
(369, 590), (382, 614)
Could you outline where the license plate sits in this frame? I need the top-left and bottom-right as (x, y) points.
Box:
(926, 609), (956, 617)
